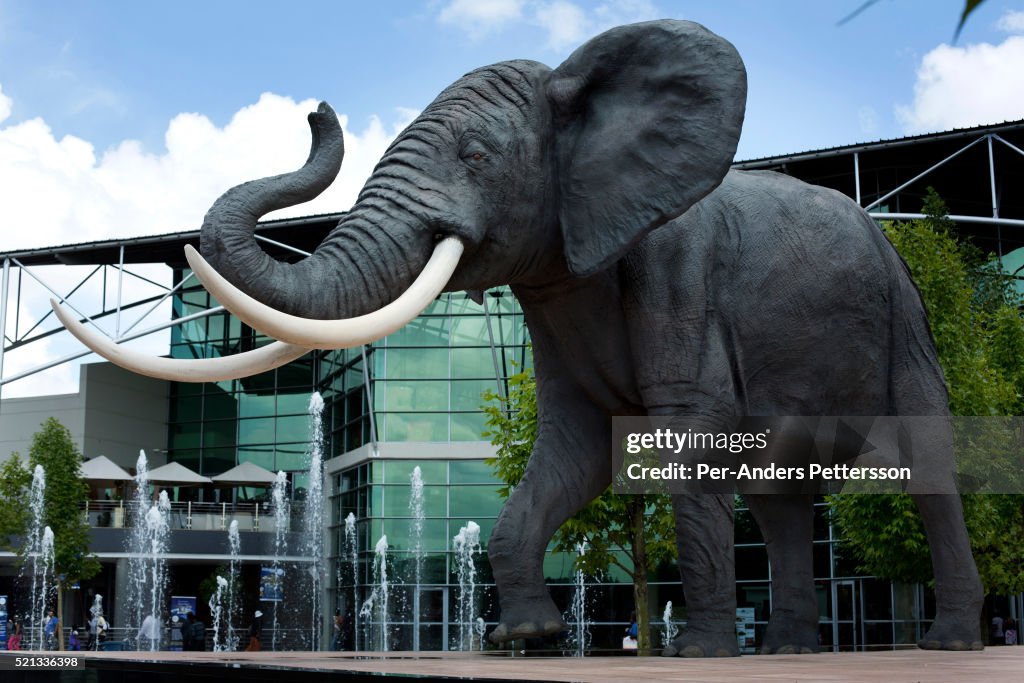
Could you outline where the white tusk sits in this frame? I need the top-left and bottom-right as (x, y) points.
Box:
(50, 298), (311, 382)
(184, 237), (464, 349)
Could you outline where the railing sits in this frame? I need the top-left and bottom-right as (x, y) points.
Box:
(81, 499), (303, 533)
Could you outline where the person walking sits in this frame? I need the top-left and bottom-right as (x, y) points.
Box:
(136, 614), (160, 649)
(244, 610), (263, 651)
(188, 612), (206, 651)
(68, 629), (81, 651)
(44, 609), (59, 650)
(7, 617), (22, 650)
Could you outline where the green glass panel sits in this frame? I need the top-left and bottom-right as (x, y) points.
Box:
(451, 380), (491, 411)
(276, 414), (310, 443)
(382, 460), (447, 485)
(278, 391), (311, 416)
(170, 449), (201, 473)
(201, 447), (236, 476)
(381, 484), (447, 517)
(449, 460), (498, 484)
(543, 552), (577, 582)
(237, 446), (275, 471)
(170, 422), (201, 450)
(277, 359), (314, 388)
(203, 388), (237, 421)
(451, 412), (488, 442)
(383, 380), (448, 411)
(202, 420), (236, 448)
(387, 317), (450, 347)
(170, 395), (201, 423)
(238, 417), (276, 445)
(384, 348), (448, 379)
(449, 316), (487, 346)
(370, 461), (382, 483)
(171, 381), (202, 397)
(275, 445), (307, 472)
(448, 485), (502, 517)
(239, 393), (275, 418)
(383, 412), (449, 441)
(207, 313), (225, 343)
(450, 347), (493, 379)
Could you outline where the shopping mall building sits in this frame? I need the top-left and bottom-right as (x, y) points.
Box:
(1, 121), (1023, 651)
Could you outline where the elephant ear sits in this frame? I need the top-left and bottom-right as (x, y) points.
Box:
(548, 20), (747, 276)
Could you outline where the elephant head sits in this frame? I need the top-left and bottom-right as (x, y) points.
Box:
(55, 19), (746, 379)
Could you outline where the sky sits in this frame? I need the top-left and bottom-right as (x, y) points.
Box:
(1, 0), (1024, 398)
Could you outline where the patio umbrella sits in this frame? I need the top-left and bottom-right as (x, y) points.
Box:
(210, 461), (278, 487)
(145, 461), (212, 486)
(80, 455), (134, 486)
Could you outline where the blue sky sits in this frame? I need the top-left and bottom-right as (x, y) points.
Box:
(1, 0), (1023, 397)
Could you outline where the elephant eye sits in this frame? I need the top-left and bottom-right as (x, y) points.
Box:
(471, 152), (485, 162)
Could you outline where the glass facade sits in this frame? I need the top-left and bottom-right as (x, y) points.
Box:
(166, 270), (970, 652)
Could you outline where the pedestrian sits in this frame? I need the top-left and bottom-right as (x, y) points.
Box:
(136, 614), (160, 649)
(68, 629), (80, 651)
(331, 610), (344, 651)
(44, 609), (59, 650)
(992, 613), (1005, 645)
(7, 616), (22, 650)
(1005, 616), (1018, 646)
(244, 610), (263, 651)
(181, 612), (193, 651)
(622, 610), (638, 649)
(188, 612), (206, 651)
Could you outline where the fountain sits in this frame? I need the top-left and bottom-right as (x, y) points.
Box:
(36, 527), (55, 651)
(453, 521), (481, 651)
(408, 466), (424, 651)
(344, 512), (358, 650)
(359, 535), (389, 651)
(566, 541), (590, 657)
(139, 492), (171, 651)
(270, 470), (289, 651)
(662, 601), (678, 649)
(126, 450), (150, 641)
(303, 392), (325, 650)
(25, 465), (50, 651)
(89, 594), (104, 651)
(227, 520), (241, 651)
(209, 575), (228, 652)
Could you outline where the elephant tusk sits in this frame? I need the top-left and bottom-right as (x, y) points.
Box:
(184, 237), (464, 349)
(50, 298), (312, 382)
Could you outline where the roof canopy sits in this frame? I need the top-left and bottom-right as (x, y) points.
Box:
(210, 461), (278, 486)
(80, 455), (134, 483)
(145, 461), (212, 486)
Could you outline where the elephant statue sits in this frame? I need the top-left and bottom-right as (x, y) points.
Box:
(55, 20), (983, 654)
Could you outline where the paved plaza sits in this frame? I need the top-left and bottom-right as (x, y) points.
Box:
(52, 646), (1024, 682)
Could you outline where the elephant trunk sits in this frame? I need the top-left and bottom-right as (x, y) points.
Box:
(199, 101), (435, 321)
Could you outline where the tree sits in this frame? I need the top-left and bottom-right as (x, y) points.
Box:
(484, 368), (676, 653)
(27, 418), (101, 648)
(0, 452), (32, 550)
(830, 188), (1024, 596)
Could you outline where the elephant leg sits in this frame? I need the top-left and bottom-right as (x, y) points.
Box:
(488, 384), (610, 644)
(913, 493), (984, 650)
(745, 494), (819, 654)
(662, 492), (741, 657)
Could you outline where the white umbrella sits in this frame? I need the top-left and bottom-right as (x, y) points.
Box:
(210, 461), (277, 486)
(80, 455), (134, 485)
(145, 461), (212, 486)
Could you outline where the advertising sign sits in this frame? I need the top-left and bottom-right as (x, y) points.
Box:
(0, 595), (7, 650)
(260, 566), (285, 602)
(169, 595), (196, 618)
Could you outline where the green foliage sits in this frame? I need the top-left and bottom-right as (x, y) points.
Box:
(0, 452), (32, 550)
(26, 417), (101, 586)
(483, 363), (676, 651)
(830, 189), (1024, 595)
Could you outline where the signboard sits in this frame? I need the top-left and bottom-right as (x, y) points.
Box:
(0, 595), (7, 650)
(260, 566), (285, 602)
(169, 595), (196, 618)
(736, 607), (756, 654)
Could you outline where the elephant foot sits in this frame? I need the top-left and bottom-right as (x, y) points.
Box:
(760, 612), (818, 655)
(489, 597), (567, 644)
(917, 616), (983, 651)
(661, 628), (739, 657)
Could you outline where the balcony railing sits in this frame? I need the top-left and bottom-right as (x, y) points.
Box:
(81, 499), (303, 533)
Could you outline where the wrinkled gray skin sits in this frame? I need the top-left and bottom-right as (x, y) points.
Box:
(200, 21), (983, 655)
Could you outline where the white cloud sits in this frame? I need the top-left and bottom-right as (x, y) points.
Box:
(996, 9), (1024, 33)
(0, 86), (416, 397)
(439, 0), (526, 34)
(0, 84), (10, 124)
(437, 0), (659, 51)
(895, 35), (1024, 133)
(858, 105), (878, 136)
